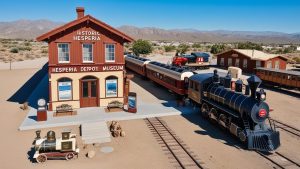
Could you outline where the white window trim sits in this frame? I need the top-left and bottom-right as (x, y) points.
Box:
(57, 43), (70, 64)
(228, 58), (232, 66)
(243, 59), (248, 68)
(235, 59), (240, 67)
(82, 43), (94, 63)
(105, 44), (115, 63)
(220, 58), (224, 66)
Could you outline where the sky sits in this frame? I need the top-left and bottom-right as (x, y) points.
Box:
(0, 0), (299, 33)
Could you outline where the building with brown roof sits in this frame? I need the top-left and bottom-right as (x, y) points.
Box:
(37, 7), (134, 111)
(216, 49), (288, 73)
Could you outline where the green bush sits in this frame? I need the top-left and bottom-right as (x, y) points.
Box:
(192, 43), (201, 48)
(292, 57), (300, 63)
(132, 39), (152, 56)
(10, 47), (19, 53)
(237, 41), (263, 50)
(18, 46), (31, 51)
(210, 44), (226, 54)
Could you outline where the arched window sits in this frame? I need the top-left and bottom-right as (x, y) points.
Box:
(57, 77), (72, 100)
(105, 76), (118, 97)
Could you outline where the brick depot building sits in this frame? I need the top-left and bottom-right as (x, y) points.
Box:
(37, 7), (134, 111)
(216, 49), (288, 73)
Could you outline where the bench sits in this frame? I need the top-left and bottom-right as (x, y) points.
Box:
(107, 101), (123, 112)
(54, 104), (76, 116)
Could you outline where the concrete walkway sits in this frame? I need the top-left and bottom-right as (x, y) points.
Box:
(19, 101), (198, 131)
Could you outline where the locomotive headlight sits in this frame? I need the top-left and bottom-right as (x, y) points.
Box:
(260, 93), (266, 100)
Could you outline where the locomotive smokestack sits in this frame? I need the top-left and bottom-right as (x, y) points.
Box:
(224, 73), (232, 89)
(213, 69), (220, 83)
(235, 79), (243, 93)
(247, 75), (262, 98)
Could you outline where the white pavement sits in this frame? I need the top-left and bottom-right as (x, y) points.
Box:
(19, 101), (198, 131)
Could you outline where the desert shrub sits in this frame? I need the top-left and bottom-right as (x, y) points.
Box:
(18, 46), (31, 51)
(41, 49), (48, 53)
(210, 44), (226, 54)
(164, 45), (176, 52)
(17, 58), (24, 61)
(0, 48), (5, 52)
(176, 44), (189, 54)
(292, 57), (300, 63)
(10, 47), (19, 53)
(192, 43), (202, 48)
(24, 42), (31, 46)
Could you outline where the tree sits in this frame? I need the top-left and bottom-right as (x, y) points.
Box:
(132, 39), (152, 56)
(192, 43), (201, 48)
(210, 44), (226, 54)
(176, 44), (189, 54)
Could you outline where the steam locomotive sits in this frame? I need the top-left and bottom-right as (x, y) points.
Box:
(125, 55), (280, 152)
(188, 70), (280, 151)
(33, 130), (79, 163)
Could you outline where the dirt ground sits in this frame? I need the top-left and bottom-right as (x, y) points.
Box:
(0, 59), (299, 169)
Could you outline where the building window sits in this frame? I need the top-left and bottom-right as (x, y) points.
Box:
(58, 77), (72, 100)
(82, 44), (93, 62)
(243, 59), (248, 68)
(58, 43), (70, 63)
(235, 58), (240, 67)
(220, 58), (224, 66)
(256, 60), (261, 68)
(228, 58), (232, 66)
(267, 61), (272, 68)
(106, 76), (118, 97)
(275, 60), (280, 69)
(105, 44), (115, 62)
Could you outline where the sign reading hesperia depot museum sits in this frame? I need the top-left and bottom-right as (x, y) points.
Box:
(73, 30), (101, 41)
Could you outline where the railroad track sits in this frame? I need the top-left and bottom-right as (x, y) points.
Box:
(270, 118), (300, 138)
(145, 117), (204, 169)
(257, 151), (300, 169)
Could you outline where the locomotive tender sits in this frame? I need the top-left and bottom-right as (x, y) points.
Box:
(125, 54), (280, 152)
(33, 131), (79, 163)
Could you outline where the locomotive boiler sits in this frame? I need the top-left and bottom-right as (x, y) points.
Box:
(33, 130), (79, 163)
(188, 70), (280, 151)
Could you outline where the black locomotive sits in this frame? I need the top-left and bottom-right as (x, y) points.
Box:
(188, 70), (280, 151)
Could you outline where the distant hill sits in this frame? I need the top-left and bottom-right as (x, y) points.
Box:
(0, 19), (300, 44)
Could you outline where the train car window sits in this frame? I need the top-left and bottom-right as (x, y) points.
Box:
(189, 81), (194, 89)
(287, 75), (291, 80)
(195, 84), (199, 91)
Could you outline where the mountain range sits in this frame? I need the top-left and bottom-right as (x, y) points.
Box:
(0, 19), (299, 44)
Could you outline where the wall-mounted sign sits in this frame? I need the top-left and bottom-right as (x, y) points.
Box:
(50, 65), (124, 73)
(58, 81), (72, 100)
(73, 30), (101, 41)
(106, 79), (117, 97)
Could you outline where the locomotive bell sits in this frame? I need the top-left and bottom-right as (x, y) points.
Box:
(235, 79), (243, 93)
(247, 75), (262, 98)
(46, 131), (56, 142)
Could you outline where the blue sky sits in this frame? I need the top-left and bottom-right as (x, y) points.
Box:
(0, 0), (299, 33)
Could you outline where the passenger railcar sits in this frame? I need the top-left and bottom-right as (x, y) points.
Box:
(188, 70), (280, 151)
(146, 61), (194, 95)
(125, 54), (150, 76)
(256, 67), (300, 90)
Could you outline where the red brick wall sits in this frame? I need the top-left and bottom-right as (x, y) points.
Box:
(47, 21), (125, 66)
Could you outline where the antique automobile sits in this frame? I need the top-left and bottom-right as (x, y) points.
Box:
(33, 130), (79, 163)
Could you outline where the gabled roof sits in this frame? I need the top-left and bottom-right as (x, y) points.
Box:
(216, 49), (288, 61)
(36, 15), (134, 42)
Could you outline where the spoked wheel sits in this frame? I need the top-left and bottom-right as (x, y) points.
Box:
(201, 103), (209, 117)
(65, 152), (74, 160)
(36, 154), (47, 163)
(208, 108), (218, 123)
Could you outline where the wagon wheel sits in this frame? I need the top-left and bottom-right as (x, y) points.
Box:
(65, 152), (74, 160)
(201, 103), (209, 118)
(36, 154), (47, 163)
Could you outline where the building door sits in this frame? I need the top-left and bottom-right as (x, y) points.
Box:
(80, 76), (98, 107)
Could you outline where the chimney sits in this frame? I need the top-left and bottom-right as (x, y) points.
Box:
(76, 7), (85, 19)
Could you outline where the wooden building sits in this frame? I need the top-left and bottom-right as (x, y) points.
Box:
(216, 49), (287, 73)
(37, 7), (134, 111)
